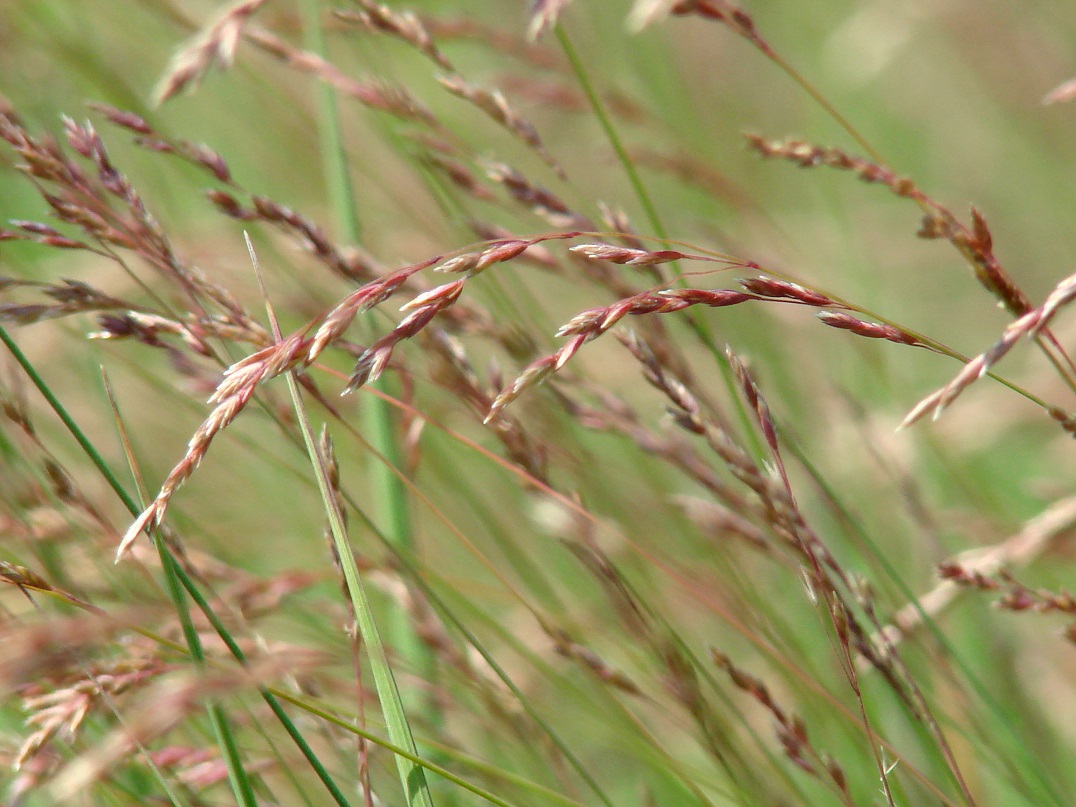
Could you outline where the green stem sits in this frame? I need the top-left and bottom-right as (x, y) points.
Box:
(0, 322), (352, 807)
(283, 370), (435, 807)
(299, 0), (432, 716)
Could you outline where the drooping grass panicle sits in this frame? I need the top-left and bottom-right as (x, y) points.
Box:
(901, 270), (1076, 429)
(486, 285), (753, 422)
(5, 3), (1075, 804)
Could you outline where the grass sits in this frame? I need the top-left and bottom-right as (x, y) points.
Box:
(2, 1), (1075, 805)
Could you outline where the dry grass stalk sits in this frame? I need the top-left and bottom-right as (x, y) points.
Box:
(154, 0), (269, 105)
(868, 497), (1076, 657)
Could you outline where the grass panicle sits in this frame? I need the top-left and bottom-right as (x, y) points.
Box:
(3, 2), (1075, 806)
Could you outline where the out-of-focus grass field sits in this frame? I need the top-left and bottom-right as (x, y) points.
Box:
(2, 2), (1075, 805)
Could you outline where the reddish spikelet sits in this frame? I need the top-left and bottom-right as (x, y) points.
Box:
(484, 350), (563, 423)
(660, 1), (774, 56)
(309, 266), (424, 362)
(953, 207), (1032, 317)
(711, 649), (851, 796)
(0, 278), (136, 326)
(86, 103), (152, 135)
(117, 329), (311, 559)
(2, 221), (88, 252)
(628, 0), (774, 53)
(345, 280), (467, 392)
(90, 103), (238, 184)
(569, 243), (716, 266)
(435, 240), (531, 275)
(940, 563), (1075, 616)
(740, 276), (838, 307)
(487, 287), (751, 421)
(527, 0), (575, 40)
(749, 134), (1037, 320)
(154, 0), (268, 104)
(817, 311), (923, 347)
(470, 223), (560, 270)
(250, 195), (365, 281)
(422, 152), (496, 200)
(337, 4), (452, 71)
(746, 134), (920, 198)
(727, 348), (780, 459)
(485, 161), (586, 227)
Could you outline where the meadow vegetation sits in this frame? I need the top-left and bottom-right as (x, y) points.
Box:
(1, 1), (1075, 805)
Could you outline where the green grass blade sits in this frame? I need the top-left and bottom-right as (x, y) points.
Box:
(281, 367), (434, 807)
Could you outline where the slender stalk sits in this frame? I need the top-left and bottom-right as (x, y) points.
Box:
(282, 370), (435, 807)
(0, 323), (355, 807)
(299, 0), (433, 719)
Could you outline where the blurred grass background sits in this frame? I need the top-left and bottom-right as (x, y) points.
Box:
(2, 1), (1075, 805)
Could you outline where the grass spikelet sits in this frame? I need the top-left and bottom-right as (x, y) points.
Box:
(438, 76), (565, 178)
(154, 0), (269, 105)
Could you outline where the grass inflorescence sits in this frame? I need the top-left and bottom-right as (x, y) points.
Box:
(2, 1), (1075, 805)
